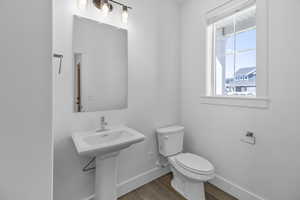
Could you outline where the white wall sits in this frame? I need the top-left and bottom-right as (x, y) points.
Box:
(0, 1), (52, 200)
(53, 0), (180, 199)
(181, 0), (300, 200)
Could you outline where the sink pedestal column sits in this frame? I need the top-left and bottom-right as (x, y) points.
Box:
(95, 151), (119, 200)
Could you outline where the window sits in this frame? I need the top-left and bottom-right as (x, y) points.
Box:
(208, 4), (256, 97)
(202, 0), (269, 108)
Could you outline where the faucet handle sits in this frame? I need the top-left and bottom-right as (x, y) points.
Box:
(100, 116), (105, 122)
(100, 116), (108, 126)
(96, 116), (109, 132)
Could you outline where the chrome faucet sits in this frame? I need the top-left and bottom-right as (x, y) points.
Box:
(97, 116), (108, 132)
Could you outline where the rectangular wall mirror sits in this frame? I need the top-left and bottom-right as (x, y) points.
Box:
(73, 16), (128, 112)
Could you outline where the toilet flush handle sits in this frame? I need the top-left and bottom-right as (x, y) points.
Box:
(164, 136), (169, 140)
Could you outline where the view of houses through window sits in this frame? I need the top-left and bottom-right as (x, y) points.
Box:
(214, 6), (256, 96)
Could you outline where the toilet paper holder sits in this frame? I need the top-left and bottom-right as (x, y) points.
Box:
(241, 131), (256, 145)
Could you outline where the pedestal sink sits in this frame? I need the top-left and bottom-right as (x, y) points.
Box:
(72, 126), (145, 200)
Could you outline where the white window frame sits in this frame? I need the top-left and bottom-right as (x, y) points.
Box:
(201, 0), (270, 109)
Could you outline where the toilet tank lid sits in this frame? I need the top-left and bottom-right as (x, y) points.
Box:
(156, 125), (184, 134)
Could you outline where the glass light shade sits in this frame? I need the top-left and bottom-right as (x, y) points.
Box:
(77, 0), (87, 9)
(122, 6), (128, 24)
(102, 2), (109, 16)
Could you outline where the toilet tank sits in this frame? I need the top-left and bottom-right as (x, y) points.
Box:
(157, 126), (184, 157)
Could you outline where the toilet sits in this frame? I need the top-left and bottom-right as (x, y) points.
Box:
(157, 126), (215, 200)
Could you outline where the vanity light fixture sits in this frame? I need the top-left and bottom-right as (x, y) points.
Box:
(93, 0), (132, 24)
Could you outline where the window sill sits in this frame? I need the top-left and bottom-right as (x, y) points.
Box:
(200, 96), (270, 109)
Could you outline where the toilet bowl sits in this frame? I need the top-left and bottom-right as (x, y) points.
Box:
(168, 153), (215, 200)
(157, 126), (215, 200)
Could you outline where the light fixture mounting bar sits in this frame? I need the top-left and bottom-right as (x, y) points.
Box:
(108, 0), (132, 9)
(93, 0), (132, 10)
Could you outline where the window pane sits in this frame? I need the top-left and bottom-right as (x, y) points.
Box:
(215, 16), (234, 96)
(224, 55), (235, 96)
(226, 36), (234, 54)
(235, 30), (256, 96)
(213, 5), (256, 97)
(234, 65), (256, 96)
(216, 54), (235, 96)
(236, 50), (256, 68)
(215, 58), (223, 96)
(236, 29), (256, 51)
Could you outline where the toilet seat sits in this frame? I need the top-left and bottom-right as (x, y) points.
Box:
(174, 153), (214, 175)
(168, 153), (215, 182)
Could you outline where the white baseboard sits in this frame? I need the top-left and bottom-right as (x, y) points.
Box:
(82, 166), (170, 200)
(117, 166), (170, 197)
(84, 168), (267, 200)
(82, 194), (94, 200)
(209, 174), (266, 200)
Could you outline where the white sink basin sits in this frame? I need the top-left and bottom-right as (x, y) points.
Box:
(72, 126), (145, 200)
(72, 126), (146, 157)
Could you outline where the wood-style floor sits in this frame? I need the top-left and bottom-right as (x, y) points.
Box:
(118, 173), (238, 200)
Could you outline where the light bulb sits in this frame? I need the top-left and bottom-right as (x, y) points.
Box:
(77, 0), (87, 9)
(102, 0), (109, 17)
(122, 6), (129, 25)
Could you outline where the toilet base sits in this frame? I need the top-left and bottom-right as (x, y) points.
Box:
(170, 167), (206, 200)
